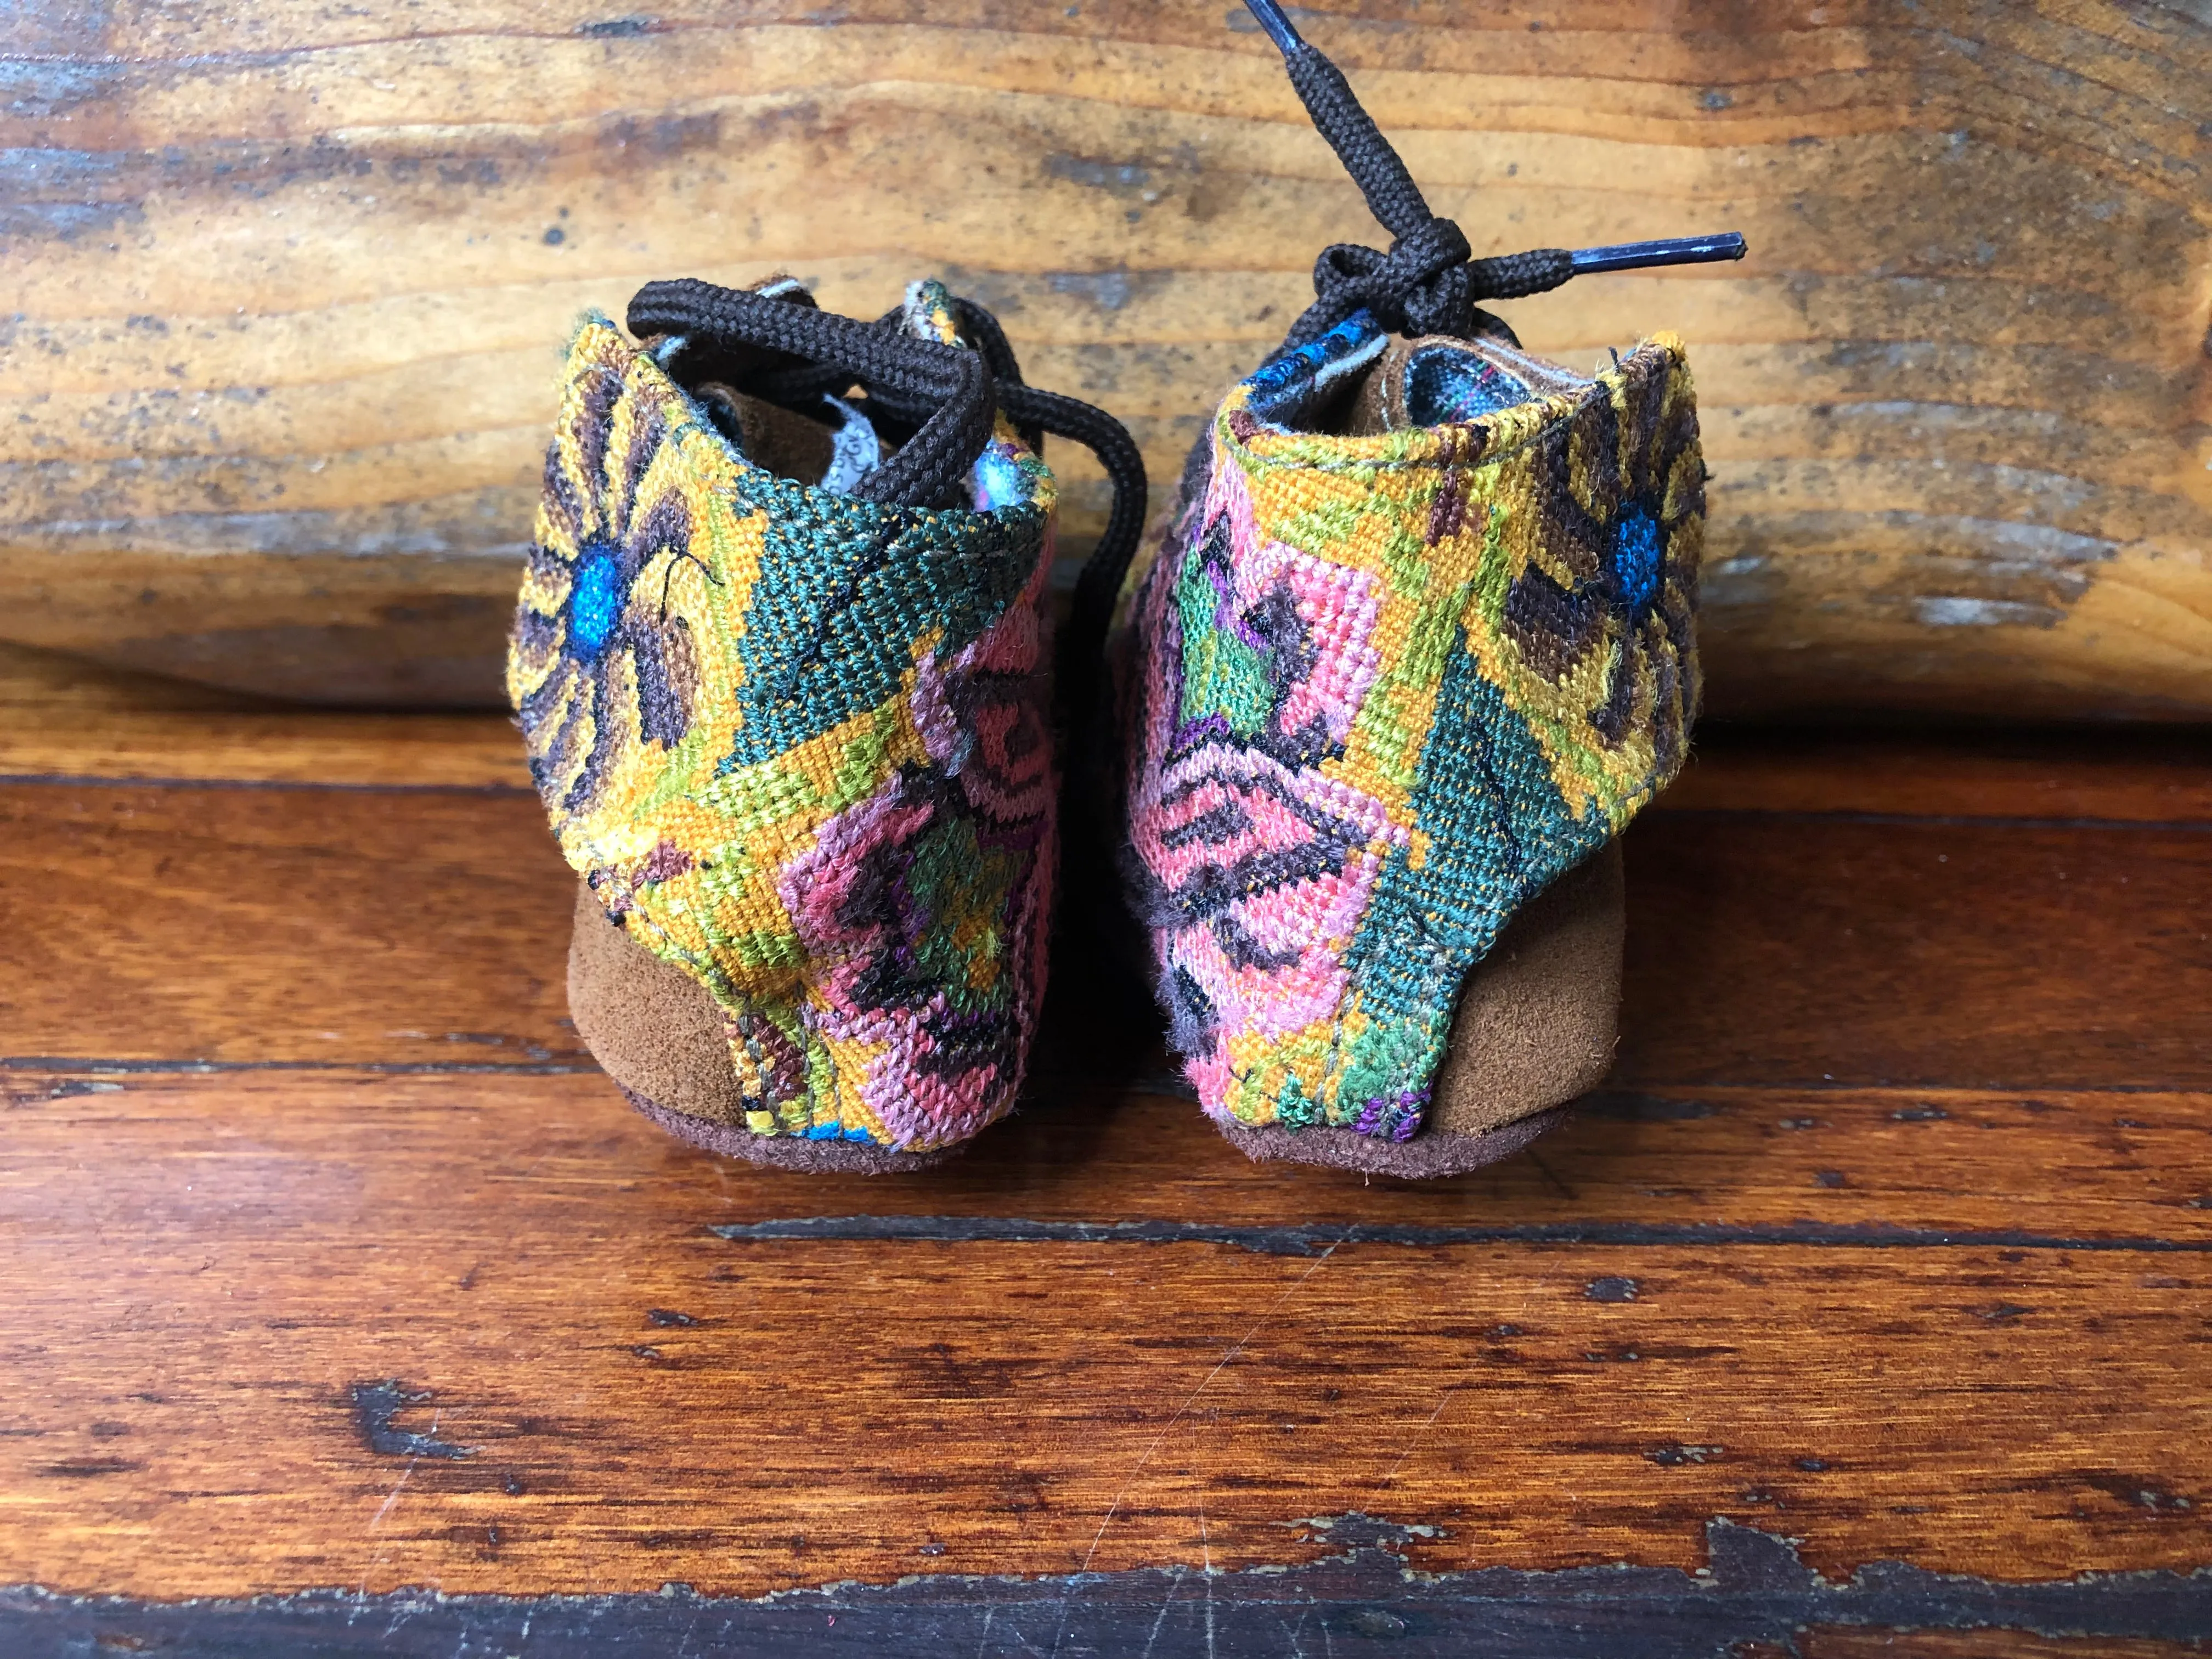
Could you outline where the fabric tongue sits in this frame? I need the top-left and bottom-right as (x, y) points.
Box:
(741, 276), (969, 500)
(672, 274), (861, 489)
(1341, 333), (1593, 436)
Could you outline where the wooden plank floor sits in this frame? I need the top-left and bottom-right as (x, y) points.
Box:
(0, 643), (2208, 1656)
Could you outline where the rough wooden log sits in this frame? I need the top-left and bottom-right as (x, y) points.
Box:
(1, 2), (2207, 715)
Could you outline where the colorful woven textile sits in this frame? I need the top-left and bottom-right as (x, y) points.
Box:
(1110, 312), (1705, 1141)
(508, 282), (1059, 1152)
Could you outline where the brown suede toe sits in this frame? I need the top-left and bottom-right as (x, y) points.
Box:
(1207, 842), (1623, 1177)
(567, 886), (953, 1173)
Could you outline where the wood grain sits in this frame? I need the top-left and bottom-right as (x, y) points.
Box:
(1655, 727), (2212, 825)
(2, 2), (2207, 715)
(2, 1075), (2208, 1598)
(12, 1064), (2207, 1274)
(1617, 812), (2212, 1092)
(10, 635), (2210, 804)
(0, 642), (535, 787)
(5, 760), (2206, 1085)
(0, 784), (579, 1069)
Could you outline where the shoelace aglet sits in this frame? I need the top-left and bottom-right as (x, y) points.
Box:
(1244, 0), (1307, 55)
(1571, 233), (1747, 274)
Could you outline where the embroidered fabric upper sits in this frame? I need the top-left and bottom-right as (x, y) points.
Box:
(507, 283), (1058, 1152)
(1110, 309), (1705, 1141)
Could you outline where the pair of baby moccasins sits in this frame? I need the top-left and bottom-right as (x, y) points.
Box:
(506, 2), (1726, 1180)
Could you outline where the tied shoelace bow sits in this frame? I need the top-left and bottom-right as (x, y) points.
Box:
(624, 277), (1146, 732)
(1242, 0), (1746, 351)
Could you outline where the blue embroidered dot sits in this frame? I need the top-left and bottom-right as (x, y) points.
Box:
(804, 1121), (840, 1141)
(569, 543), (623, 659)
(972, 447), (1026, 511)
(1612, 504), (1662, 613)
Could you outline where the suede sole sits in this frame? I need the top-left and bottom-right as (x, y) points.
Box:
(1215, 1106), (1567, 1178)
(567, 887), (953, 1174)
(617, 1082), (957, 1173)
(1209, 842), (1625, 1178)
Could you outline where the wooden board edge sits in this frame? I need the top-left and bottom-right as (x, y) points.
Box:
(3, 1515), (2207, 1658)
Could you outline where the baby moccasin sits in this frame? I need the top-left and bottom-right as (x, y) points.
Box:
(1103, 1), (1735, 1177)
(510, 276), (1142, 1170)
